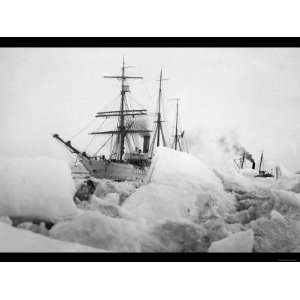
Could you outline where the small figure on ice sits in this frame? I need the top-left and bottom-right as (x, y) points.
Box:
(73, 179), (96, 204)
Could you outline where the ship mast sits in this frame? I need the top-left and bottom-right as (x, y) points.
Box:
(90, 58), (151, 161)
(175, 99), (179, 150)
(259, 151), (264, 173)
(169, 98), (181, 150)
(149, 69), (168, 157)
(157, 70), (163, 147)
(119, 58), (126, 160)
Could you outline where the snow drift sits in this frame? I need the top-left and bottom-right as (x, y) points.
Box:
(0, 157), (79, 220)
(208, 229), (254, 252)
(93, 178), (138, 204)
(124, 147), (235, 224)
(123, 183), (195, 223)
(146, 147), (224, 193)
(2, 144), (300, 252)
(49, 210), (145, 252)
(0, 222), (101, 252)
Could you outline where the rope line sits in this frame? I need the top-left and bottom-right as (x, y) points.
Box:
(70, 118), (98, 140)
(84, 118), (107, 152)
(93, 135), (113, 156)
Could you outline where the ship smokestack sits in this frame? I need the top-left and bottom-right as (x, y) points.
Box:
(131, 116), (151, 153)
(250, 158), (255, 169)
(143, 135), (150, 153)
(244, 151), (255, 169)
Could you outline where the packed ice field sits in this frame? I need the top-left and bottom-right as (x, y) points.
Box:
(1, 146), (300, 252)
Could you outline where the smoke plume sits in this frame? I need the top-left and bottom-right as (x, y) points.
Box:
(218, 136), (255, 166)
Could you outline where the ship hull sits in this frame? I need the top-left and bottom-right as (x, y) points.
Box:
(80, 159), (149, 181)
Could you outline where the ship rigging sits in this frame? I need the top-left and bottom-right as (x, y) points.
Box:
(89, 57), (152, 161)
(53, 58), (152, 181)
(169, 98), (186, 152)
(53, 58), (188, 181)
(149, 69), (169, 157)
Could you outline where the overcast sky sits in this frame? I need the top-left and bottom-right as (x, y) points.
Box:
(0, 47), (299, 171)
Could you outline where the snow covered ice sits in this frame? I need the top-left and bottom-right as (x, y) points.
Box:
(124, 147), (235, 224)
(0, 156), (79, 220)
(208, 229), (254, 252)
(0, 222), (102, 252)
(1, 147), (300, 252)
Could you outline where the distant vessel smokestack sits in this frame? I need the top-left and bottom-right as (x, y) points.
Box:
(143, 135), (150, 153)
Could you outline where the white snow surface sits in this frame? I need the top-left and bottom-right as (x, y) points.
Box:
(0, 156), (79, 220)
(124, 147), (235, 224)
(146, 147), (224, 194)
(271, 189), (300, 208)
(123, 183), (195, 223)
(50, 210), (145, 252)
(93, 178), (137, 199)
(2, 147), (300, 252)
(208, 229), (254, 252)
(51, 147), (300, 252)
(0, 216), (12, 225)
(0, 222), (102, 252)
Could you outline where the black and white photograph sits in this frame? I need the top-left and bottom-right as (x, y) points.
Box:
(0, 43), (300, 258)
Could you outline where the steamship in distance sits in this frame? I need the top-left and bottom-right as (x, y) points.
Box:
(235, 150), (281, 179)
(53, 58), (173, 181)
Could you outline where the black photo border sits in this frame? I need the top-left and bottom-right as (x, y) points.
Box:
(0, 37), (299, 262)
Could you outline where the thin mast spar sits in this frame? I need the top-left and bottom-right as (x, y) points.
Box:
(119, 58), (128, 161)
(169, 98), (184, 151)
(169, 98), (180, 150)
(259, 150), (264, 173)
(157, 70), (163, 146)
(149, 69), (168, 157)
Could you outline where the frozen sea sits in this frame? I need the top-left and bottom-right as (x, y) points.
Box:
(1, 148), (300, 252)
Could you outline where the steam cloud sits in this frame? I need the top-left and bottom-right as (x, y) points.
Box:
(218, 136), (255, 166)
(129, 116), (151, 137)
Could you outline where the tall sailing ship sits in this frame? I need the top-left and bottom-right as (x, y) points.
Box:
(53, 59), (169, 181)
